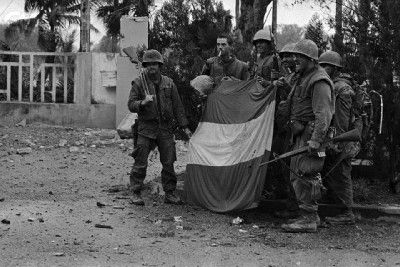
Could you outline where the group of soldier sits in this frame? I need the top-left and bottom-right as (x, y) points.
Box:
(126, 28), (363, 233)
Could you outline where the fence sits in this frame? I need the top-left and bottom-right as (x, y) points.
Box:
(0, 51), (76, 103)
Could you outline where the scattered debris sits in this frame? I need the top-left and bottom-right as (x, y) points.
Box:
(174, 216), (183, 223)
(16, 147), (32, 155)
(176, 225), (183, 230)
(1, 219), (10, 224)
(69, 146), (80, 153)
(38, 218), (45, 223)
(96, 201), (106, 208)
(231, 217), (244, 225)
(52, 252), (65, 257)
(16, 119), (27, 127)
(95, 224), (113, 229)
(22, 139), (36, 147)
(58, 139), (68, 147)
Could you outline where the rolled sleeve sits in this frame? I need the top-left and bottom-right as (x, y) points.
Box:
(171, 82), (189, 127)
(127, 80), (143, 113)
(311, 81), (334, 143)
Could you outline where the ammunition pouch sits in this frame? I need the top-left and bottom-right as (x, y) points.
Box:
(289, 120), (306, 137)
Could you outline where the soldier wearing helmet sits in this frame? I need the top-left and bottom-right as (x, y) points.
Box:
(280, 39), (335, 233)
(128, 49), (192, 206)
(201, 33), (249, 87)
(250, 29), (281, 87)
(319, 50), (360, 225)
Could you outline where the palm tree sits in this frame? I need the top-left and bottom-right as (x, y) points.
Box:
(5, 0), (83, 52)
(95, 0), (149, 39)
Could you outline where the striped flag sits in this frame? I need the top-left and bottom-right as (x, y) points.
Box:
(185, 79), (276, 212)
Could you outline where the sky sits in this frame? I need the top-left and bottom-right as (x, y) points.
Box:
(0, 0), (333, 44)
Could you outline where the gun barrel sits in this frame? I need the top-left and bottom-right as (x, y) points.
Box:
(331, 129), (361, 143)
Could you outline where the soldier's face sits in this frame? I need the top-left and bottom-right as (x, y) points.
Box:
(145, 62), (161, 77)
(255, 41), (272, 55)
(294, 54), (311, 73)
(282, 54), (295, 69)
(321, 64), (335, 77)
(217, 38), (231, 57)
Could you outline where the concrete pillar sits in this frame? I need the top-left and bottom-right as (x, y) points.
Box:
(74, 52), (92, 105)
(116, 16), (148, 127)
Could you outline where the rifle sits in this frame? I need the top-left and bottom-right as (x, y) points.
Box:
(260, 129), (361, 167)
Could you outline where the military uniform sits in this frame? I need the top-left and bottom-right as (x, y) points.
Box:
(322, 75), (360, 215)
(128, 74), (188, 194)
(288, 66), (334, 214)
(201, 56), (249, 86)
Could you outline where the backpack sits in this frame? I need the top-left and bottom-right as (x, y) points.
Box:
(339, 73), (373, 142)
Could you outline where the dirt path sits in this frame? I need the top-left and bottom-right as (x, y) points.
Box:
(1, 124), (400, 267)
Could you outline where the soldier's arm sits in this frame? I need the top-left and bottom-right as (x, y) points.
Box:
(171, 82), (189, 127)
(241, 62), (250, 80)
(201, 59), (212, 76)
(334, 85), (353, 134)
(311, 81), (334, 143)
(127, 79), (143, 113)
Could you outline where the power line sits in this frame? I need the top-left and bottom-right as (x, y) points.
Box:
(0, 0), (15, 18)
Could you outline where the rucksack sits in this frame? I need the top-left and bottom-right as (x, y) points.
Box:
(339, 73), (373, 142)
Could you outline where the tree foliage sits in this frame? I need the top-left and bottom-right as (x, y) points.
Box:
(5, 0), (83, 52)
(275, 24), (304, 50)
(237, 0), (273, 43)
(304, 13), (328, 55)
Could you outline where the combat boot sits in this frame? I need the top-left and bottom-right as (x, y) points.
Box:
(274, 209), (300, 219)
(325, 211), (355, 225)
(281, 213), (318, 233)
(130, 192), (144, 206)
(164, 192), (183, 205)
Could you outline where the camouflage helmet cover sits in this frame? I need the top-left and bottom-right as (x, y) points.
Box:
(252, 29), (273, 44)
(142, 49), (164, 66)
(319, 50), (343, 68)
(292, 39), (319, 60)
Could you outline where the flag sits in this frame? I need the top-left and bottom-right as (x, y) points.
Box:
(185, 79), (276, 212)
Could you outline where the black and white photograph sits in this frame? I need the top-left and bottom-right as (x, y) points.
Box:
(0, 0), (399, 266)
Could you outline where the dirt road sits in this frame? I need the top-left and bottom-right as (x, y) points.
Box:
(1, 124), (400, 267)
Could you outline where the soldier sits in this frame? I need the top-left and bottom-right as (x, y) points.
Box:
(319, 50), (360, 224)
(280, 39), (335, 233)
(127, 49), (192, 206)
(201, 34), (249, 87)
(272, 42), (301, 219)
(250, 29), (281, 87)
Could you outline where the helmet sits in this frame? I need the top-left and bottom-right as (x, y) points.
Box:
(319, 50), (342, 68)
(252, 29), (272, 44)
(279, 42), (296, 56)
(142, 49), (164, 66)
(292, 39), (318, 60)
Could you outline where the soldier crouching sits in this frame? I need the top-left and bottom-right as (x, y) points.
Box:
(127, 49), (192, 206)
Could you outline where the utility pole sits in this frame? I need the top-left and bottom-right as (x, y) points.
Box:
(271, 0), (278, 35)
(80, 0), (90, 52)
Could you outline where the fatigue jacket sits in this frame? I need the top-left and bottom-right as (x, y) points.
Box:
(128, 74), (188, 139)
(332, 77), (355, 135)
(201, 56), (249, 86)
(289, 66), (334, 143)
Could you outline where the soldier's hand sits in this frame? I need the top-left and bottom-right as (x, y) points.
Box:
(275, 77), (288, 87)
(256, 76), (270, 87)
(141, 95), (154, 106)
(183, 128), (192, 139)
(307, 140), (321, 152)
